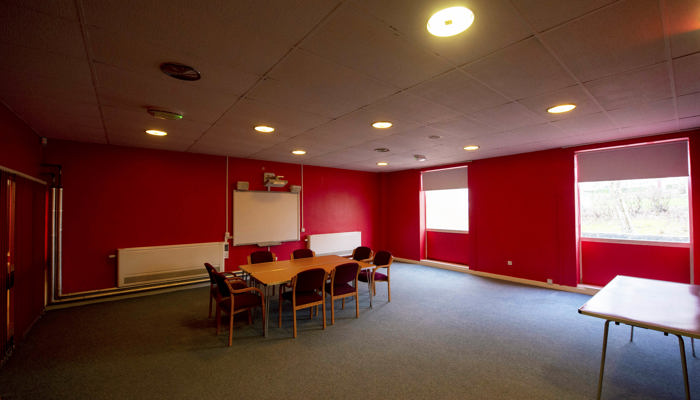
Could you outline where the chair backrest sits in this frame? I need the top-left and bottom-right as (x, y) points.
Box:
(332, 262), (360, 286)
(351, 246), (372, 261)
(293, 268), (326, 293)
(373, 250), (393, 267)
(248, 250), (275, 264)
(211, 270), (232, 298)
(292, 248), (315, 259)
(204, 263), (217, 284)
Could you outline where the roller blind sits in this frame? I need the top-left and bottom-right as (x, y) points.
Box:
(577, 140), (689, 182)
(422, 167), (468, 191)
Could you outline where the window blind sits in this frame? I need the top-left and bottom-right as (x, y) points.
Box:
(422, 167), (468, 190)
(577, 140), (689, 182)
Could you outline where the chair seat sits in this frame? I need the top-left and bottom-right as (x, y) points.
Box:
(358, 270), (388, 282)
(325, 282), (355, 295)
(220, 293), (261, 310)
(282, 290), (322, 306)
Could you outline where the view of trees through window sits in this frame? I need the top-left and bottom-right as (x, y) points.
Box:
(578, 177), (689, 243)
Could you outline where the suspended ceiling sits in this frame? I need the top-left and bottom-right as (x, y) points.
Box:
(0, 0), (698, 172)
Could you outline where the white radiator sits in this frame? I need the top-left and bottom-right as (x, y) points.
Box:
(307, 231), (361, 256)
(117, 242), (225, 287)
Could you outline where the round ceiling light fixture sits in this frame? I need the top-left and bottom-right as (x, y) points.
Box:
(463, 145), (480, 151)
(414, 154), (427, 162)
(376, 161), (389, 166)
(159, 62), (201, 81)
(146, 129), (167, 136)
(427, 7), (475, 37)
(254, 125), (275, 133)
(547, 104), (576, 114)
(291, 149), (307, 155)
(372, 121), (393, 129)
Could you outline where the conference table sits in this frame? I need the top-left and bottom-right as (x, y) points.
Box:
(239, 255), (374, 337)
(578, 275), (700, 399)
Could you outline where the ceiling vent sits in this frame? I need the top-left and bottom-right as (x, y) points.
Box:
(159, 62), (201, 81)
(147, 108), (183, 120)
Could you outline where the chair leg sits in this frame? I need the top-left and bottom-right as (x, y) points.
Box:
(293, 308), (298, 338)
(387, 280), (391, 302)
(322, 299), (326, 330)
(228, 313), (234, 346)
(208, 291), (213, 318)
(247, 309), (252, 325)
(355, 293), (359, 318)
(342, 298), (345, 310)
(278, 295), (283, 327)
(330, 297), (335, 325)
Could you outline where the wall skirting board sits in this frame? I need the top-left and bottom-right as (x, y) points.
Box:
(396, 257), (598, 296)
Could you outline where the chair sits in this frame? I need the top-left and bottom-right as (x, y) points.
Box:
(291, 248), (315, 259)
(358, 250), (393, 302)
(247, 250), (277, 264)
(204, 263), (246, 318)
(325, 262), (360, 325)
(211, 269), (265, 346)
(278, 268), (327, 338)
(350, 246), (373, 262)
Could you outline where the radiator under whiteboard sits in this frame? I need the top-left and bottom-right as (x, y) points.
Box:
(117, 242), (225, 287)
(307, 231), (361, 256)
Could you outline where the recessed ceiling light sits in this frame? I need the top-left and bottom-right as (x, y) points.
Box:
(376, 161), (389, 166)
(159, 62), (201, 81)
(427, 7), (475, 37)
(372, 121), (393, 129)
(291, 149), (306, 155)
(428, 135), (442, 140)
(414, 154), (427, 162)
(463, 145), (480, 151)
(547, 104), (576, 114)
(254, 125), (275, 133)
(146, 129), (167, 136)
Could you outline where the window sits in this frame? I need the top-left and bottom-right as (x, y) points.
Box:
(576, 140), (690, 244)
(579, 177), (689, 243)
(422, 167), (468, 232)
(425, 188), (469, 231)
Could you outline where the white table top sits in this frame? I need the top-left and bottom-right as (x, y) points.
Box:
(578, 275), (700, 339)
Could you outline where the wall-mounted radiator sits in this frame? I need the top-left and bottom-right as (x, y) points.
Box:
(307, 231), (361, 256)
(117, 242), (225, 287)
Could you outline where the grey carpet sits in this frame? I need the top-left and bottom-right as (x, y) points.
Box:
(0, 263), (698, 399)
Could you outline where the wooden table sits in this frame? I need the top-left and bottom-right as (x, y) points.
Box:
(239, 255), (374, 337)
(578, 275), (700, 399)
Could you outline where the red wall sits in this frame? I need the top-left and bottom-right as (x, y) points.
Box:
(42, 141), (381, 293)
(581, 241), (690, 285)
(380, 170), (422, 260)
(0, 103), (42, 178)
(385, 130), (700, 288)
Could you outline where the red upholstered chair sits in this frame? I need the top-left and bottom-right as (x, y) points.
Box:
(211, 269), (265, 346)
(278, 268), (327, 338)
(247, 250), (277, 264)
(358, 250), (393, 302)
(204, 263), (246, 318)
(291, 248), (315, 259)
(325, 262), (361, 324)
(350, 246), (373, 262)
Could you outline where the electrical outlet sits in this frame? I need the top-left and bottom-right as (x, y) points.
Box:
(507, 260), (512, 266)
(547, 278), (553, 284)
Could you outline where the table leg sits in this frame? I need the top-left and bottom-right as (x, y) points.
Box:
(264, 284), (271, 338)
(596, 320), (611, 400)
(676, 335), (691, 400)
(368, 270), (373, 309)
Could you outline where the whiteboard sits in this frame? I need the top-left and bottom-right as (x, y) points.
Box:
(233, 191), (300, 246)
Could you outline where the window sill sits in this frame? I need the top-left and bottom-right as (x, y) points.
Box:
(581, 237), (690, 248)
(426, 229), (469, 234)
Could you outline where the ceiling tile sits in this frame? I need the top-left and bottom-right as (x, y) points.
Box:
(510, 0), (617, 32)
(678, 93), (700, 118)
(541, 0), (666, 82)
(663, 0), (700, 58)
(249, 50), (396, 118)
(363, 91), (460, 125)
(3, 0), (78, 19)
(673, 52), (700, 96)
(551, 112), (615, 135)
(607, 98), (677, 127)
(584, 62), (672, 110)
(463, 37), (576, 100)
(469, 102), (546, 132)
(408, 70), (510, 114)
(301, 4), (452, 88)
